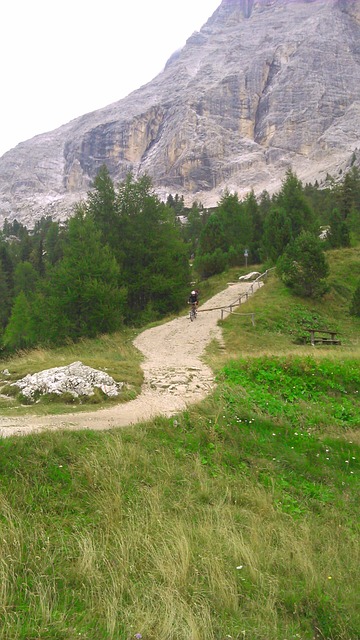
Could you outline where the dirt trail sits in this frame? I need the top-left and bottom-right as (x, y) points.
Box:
(0, 282), (259, 438)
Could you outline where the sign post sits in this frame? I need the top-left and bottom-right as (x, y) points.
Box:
(244, 249), (249, 269)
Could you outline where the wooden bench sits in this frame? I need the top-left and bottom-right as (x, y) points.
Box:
(304, 329), (341, 346)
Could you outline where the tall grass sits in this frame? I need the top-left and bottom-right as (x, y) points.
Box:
(216, 247), (360, 364)
(0, 246), (359, 639)
(0, 403), (358, 639)
(0, 330), (143, 416)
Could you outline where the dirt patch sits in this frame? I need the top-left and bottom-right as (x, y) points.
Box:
(0, 282), (259, 438)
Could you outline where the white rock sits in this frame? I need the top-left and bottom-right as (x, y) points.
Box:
(11, 361), (123, 401)
(238, 272), (261, 281)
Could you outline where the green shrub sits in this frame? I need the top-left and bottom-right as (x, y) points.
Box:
(277, 231), (329, 298)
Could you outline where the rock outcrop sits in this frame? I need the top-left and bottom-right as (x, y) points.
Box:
(9, 361), (123, 402)
(1, 0), (360, 227)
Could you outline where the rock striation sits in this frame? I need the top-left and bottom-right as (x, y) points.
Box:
(1, 0), (360, 226)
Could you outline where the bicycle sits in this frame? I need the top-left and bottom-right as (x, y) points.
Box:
(189, 302), (197, 321)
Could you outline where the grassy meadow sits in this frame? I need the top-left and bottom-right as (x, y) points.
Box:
(0, 329), (143, 417)
(0, 247), (359, 639)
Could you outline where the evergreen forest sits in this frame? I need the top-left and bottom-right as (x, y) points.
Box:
(1, 165), (360, 354)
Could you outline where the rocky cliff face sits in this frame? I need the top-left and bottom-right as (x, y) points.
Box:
(1, 0), (360, 227)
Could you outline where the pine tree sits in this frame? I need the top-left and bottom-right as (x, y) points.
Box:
(337, 167), (360, 219)
(276, 169), (316, 238)
(116, 174), (190, 320)
(0, 260), (10, 329)
(277, 231), (329, 298)
(44, 221), (64, 266)
(198, 214), (228, 255)
(3, 292), (35, 350)
(217, 191), (243, 249)
(13, 261), (39, 297)
(262, 206), (292, 263)
(37, 211), (124, 344)
(244, 190), (263, 262)
(328, 208), (350, 248)
(0, 241), (14, 297)
(182, 202), (204, 255)
(85, 164), (118, 251)
(77, 169), (190, 323)
(29, 238), (45, 277)
(168, 193), (185, 215)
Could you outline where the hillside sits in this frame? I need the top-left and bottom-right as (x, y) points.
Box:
(0, 279), (258, 437)
(0, 246), (359, 639)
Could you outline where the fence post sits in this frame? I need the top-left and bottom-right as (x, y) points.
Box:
(251, 313), (255, 326)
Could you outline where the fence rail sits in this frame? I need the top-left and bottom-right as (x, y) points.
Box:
(195, 268), (274, 324)
(220, 310), (256, 324)
(219, 267), (275, 323)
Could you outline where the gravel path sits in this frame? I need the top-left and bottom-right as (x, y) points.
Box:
(0, 281), (259, 438)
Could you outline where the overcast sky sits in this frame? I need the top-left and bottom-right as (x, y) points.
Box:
(0, 0), (221, 158)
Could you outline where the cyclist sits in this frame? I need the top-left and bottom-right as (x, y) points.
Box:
(188, 290), (199, 306)
(188, 290), (199, 320)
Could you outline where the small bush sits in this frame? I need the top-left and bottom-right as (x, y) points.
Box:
(194, 248), (228, 278)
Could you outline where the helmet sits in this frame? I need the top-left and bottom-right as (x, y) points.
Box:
(191, 290), (196, 295)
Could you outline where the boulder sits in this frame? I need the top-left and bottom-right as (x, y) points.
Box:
(239, 271), (261, 281)
(11, 361), (123, 402)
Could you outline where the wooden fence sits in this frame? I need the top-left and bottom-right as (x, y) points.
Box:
(219, 267), (275, 323)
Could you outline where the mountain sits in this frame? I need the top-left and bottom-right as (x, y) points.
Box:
(1, 0), (360, 227)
